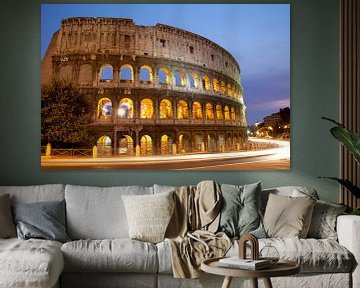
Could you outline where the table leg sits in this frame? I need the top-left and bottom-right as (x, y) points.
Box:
(251, 278), (258, 288)
(263, 277), (273, 288)
(221, 276), (233, 288)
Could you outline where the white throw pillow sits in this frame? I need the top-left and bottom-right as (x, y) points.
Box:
(122, 191), (175, 243)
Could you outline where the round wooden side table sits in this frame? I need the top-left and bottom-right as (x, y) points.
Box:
(201, 257), (300, 288)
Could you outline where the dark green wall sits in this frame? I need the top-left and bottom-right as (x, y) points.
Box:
(0, 0), (340, 203)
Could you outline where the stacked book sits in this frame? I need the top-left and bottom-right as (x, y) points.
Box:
(218, 257), (271, 270)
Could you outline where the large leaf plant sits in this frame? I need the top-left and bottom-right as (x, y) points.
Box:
(319, 117), (360, 213)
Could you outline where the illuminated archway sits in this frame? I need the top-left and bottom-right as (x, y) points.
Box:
(97, 135), (112, 156)
(178, 134), (190, 153)
(159, 99), (173, 119)
(216, 104), (223, 120)
(205, 103), (214, 120)
(161, 134), (173, 155)
(192, 102), (203, 120)
(158, 68), (170, 84)
(119, 64), (134, 81)
(174, 71), (186, 86)
(119, 135), (134, 155)
(221, 81), (226, 94)
(140, 98), (154, 119)
(202, 75), (210, 90)
(224, 106), (230, 121)
(231, 107), (236, 121)
(189, 71), (199, 88)
(213, 78), (220, 92)
(227, 83), (233, 97)
(97, 98), (112, 120)
(118, 98), (134, 119)
(99, 65), (113, 81)
(177, 100), (189, 119)
(139, 65), (153, 82)
(140, 135), (152, 156)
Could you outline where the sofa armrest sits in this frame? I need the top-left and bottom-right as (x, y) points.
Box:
(337, 215), (360, 288)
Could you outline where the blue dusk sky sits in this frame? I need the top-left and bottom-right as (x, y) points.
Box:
(41, 4), (290, 126)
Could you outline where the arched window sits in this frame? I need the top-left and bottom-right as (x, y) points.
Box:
(224, 106), (230, 121)
(97, 98), (112, 120)
(97, 136), (112, 156)
(227, 83), (233, 97)
(119, 135), (134, 155)
(158, 68), (170, 84)
(231, 107), (236, 121)
(118, 98), (134, 119)
(177, 100), (189, 119)
(99, 65), (113, 81)
(205, 103), (214, 120)
(221, 81), (227, 94)
(119, 64), (134, 81)
(192, 102), (203, 120)
(140, 98), (154, 119)
(189, 72), (199, 88)
(216, 105), (223, 120)
(174, 71), (185, 87)
(161, 134), (172, 155)
(139, 65), (153, 82)
(140, 135), (152, 156)
(159, 99), (173, 119)
(202, 75), (210, 91)
(213, 78), (220, 92)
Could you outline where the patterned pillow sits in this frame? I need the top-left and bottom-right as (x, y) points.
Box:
(307, 200), (347, 240)
(122, 191), (175, 243)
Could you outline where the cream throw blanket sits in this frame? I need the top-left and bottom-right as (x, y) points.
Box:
(165, 181), (231, 278)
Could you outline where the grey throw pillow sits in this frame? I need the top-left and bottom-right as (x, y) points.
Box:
(307, 200), (347, 240)
(12, 200), (70, 243)
(218, 182), (266, 238)
(0, 194), (16, 238)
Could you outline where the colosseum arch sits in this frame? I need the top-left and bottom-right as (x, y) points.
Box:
(140, 135), (152, 156)
(192, 102), (203, 120)
(99, 65), (113, 81)
(178, 134), (191, 153)
(177, 100), (189, 119)
(97, 135), (112, 156)
(231, 107), (236, 121)
(158, 67), (170, 84)
(213, 78), (220, 92)
(227, 83), (233, 97)
(97, 97), (113, 120)
(202, 75), (211, 91)
(216, 104), (223, 120)
(221, 80), (227, 94)
(78, 64), (92, 83)
(118, 98), (134, 119)
(224, 106), (230, 121)
(159, 99), (173, 119)
(160, 134), (174, 155)
(174, 71), (186, 87)
(118, 135), (134, 156)
(119, 64), (134, 81)
(59, 65), (72, 80)
(205, 103), (214, 120)
(139, 65), (153, 83)
(189, 71), (199, 89)
(140, 98), (154, 119)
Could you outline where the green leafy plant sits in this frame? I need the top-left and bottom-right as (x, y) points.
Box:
(319, 117), (360, 201)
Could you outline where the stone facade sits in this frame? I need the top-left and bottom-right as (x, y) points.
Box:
(41, 17), (247, 156)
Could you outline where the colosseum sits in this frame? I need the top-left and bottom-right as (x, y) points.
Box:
(41, 17), (247, 156)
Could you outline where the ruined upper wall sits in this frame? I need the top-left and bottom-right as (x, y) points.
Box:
(53, 17), (240, 81)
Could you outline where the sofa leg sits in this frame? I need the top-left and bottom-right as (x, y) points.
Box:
(263, 277), (273, 288)
(221, 276), (232, 288)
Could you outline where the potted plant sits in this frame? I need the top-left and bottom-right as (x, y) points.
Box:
(320, 117), (360, 215)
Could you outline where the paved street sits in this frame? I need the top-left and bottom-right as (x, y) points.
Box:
(41, 138), (290, 170)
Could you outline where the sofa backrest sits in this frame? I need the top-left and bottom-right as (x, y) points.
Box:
(65, 184), (153, 240)
(0, 184), (65, 204)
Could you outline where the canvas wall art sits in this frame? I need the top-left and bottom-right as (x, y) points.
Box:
(41, 4), (290, 170)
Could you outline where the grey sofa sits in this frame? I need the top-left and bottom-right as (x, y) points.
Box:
(0, 184), (359, 288)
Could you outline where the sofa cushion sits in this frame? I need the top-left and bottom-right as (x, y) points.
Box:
(263, 193), (316, 238)
(65, 185), (153, 239)
(61, 239), (158, 273)
(0, 238), (64, 288)
(0, 184), (65, 204)
(12, 200), (70, 243)
(218, 182), (266, 238)
(122, 191), (175, 243)
(307, 200), (347, 240)
(0, 194), (16, 238)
